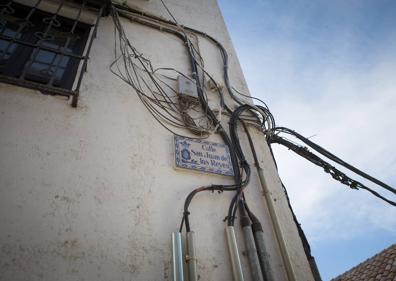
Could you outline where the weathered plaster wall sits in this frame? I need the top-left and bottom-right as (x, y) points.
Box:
(0, 0), (314, 280)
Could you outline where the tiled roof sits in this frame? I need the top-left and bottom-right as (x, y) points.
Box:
(332, 244), (396, 281)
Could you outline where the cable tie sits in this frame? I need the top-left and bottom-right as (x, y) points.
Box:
(183, 211), (190, 216)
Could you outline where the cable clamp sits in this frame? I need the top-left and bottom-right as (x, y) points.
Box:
(210, 185), (224, 193)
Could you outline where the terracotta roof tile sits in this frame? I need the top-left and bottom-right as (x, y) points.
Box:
(332, 244), (396, 281)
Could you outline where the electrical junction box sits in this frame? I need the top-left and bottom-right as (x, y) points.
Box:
(177, 75), (198, 100)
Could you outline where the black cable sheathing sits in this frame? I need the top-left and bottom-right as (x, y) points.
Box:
(115, 4), (246, 230)
(227, 104), (268, 226)
(113, 3), (246, 105)
(272, 127), (396, 195)
(241, 120), (260, 168)
(238, 200), (251, 228)
(227, 193), (239, 226)
(269, 135), (396, 206)
(249, 213), (263, 233)
(181, 184), (239, 232)
(251, 220), (263, 233)
(114, 5), (268, 231)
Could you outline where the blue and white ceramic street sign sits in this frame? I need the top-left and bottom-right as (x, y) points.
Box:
(174, 136), (234, 177)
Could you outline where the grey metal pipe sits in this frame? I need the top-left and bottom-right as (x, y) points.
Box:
(186, 231), (198, 281)
(225, 226), (245, 281)
(253, 229), (275, 281)
(172, 232), (184, 281)
(242, 225), (264, 281)
(258, 167), (296, 281)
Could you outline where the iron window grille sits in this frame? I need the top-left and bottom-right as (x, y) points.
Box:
(0, 0), (109, 107)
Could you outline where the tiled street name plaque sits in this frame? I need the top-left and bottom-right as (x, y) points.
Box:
(174, 136), (234, 177)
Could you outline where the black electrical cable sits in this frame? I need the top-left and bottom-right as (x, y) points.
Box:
(227, 104), (268, 226)
(180, 184), (241, 232)
(183, 27), (249, 230)
(110, 8), (216, 138)
(113, 3), (247, 106)
(113, 4), (276, 135)
(123, 1), (249, 232)
(112, 9), (246, 233)
(269, 135), (396, 206)
(271, 127), (396, 195)
(127, 6), (394, 281)
(110, 6), (395, 277)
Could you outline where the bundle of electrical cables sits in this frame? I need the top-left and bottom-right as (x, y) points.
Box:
(267, 127), (396, 206)
(109, 7), (216, 137)
(107, 1), (395, 280)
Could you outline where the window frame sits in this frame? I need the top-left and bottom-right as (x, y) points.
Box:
(0, 0), (107, 107)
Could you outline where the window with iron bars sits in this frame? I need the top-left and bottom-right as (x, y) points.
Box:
(0, 0), (109, 107)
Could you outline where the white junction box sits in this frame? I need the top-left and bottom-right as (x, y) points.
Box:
(177, 75), (198, 100)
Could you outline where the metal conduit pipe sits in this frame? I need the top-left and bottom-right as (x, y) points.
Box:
(172, 232), (185, 281)
(225, 226), (245, 281)
(239, 203), (264, 281)
(258, 168), (296, 281)
(186, 231), (198, 281)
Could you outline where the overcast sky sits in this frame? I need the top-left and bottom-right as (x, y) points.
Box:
(218, 0), (396, 279)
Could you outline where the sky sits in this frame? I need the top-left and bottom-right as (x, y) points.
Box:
(217, 0), (396, 280)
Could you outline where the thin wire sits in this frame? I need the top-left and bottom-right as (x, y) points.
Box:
(159, 0), (178, 24)
(110, 8), (214, 138)
(112, 2), (395, 235)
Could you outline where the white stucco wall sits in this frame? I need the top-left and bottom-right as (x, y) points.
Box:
(0, 0), (315, 280)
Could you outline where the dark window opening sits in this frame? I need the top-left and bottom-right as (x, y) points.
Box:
(0, 0), (107, 106)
